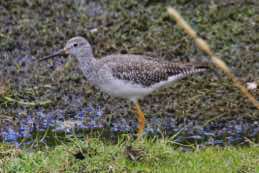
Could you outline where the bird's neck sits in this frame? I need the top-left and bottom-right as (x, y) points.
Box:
(77, 52), (98, 83)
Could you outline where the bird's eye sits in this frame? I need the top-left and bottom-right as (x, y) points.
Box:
(73, 43), (78, 47)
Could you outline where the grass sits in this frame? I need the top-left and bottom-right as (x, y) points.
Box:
(1, 137), (259, 173)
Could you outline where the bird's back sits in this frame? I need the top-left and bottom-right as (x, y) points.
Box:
(98, 54), (208, 88)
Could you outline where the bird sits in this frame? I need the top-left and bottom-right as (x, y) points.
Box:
(40, 36), (209, 138)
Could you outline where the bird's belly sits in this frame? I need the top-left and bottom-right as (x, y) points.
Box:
(98, 79), (153, 100)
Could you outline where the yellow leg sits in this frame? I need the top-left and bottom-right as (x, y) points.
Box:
(133, 101), (145, 139)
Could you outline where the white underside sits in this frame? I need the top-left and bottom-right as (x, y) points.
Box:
(99, 79), (154, 102)
(97, 69), (205, 102)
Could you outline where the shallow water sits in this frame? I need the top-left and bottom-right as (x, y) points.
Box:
(1, 104), (258, 147)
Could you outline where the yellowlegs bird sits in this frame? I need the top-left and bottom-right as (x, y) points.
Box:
(41, 36), (208, 138)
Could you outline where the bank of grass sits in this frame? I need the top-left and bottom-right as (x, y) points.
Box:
(1, 137), (259, 173)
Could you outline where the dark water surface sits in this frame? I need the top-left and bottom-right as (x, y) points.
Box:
(1, 102), (258, 147)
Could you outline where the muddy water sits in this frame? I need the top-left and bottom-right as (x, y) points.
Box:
(1, 106), (258, 147)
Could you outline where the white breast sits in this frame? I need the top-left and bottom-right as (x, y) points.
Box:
(98, 78), (154, 101)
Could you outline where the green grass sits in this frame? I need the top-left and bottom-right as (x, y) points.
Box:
(1, 137), (259, 173)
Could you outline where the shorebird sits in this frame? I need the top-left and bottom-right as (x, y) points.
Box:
(41, 36), (208, 138)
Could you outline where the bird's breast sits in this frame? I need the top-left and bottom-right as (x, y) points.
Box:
(97, 78), (153, 99)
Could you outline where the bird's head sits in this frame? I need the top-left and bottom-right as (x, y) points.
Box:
(40, 36), (93, 61)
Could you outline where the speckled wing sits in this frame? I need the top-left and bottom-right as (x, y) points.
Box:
(102, 55), (208, 87)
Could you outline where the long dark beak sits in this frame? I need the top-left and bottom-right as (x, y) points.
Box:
(39, 48), (68, 61)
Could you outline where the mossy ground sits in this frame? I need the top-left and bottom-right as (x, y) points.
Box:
(0, 0), (258, 119)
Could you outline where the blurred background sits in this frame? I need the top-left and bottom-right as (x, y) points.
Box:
(0, 0), (258, 146)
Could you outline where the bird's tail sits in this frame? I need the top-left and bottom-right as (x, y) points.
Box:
(189, 61), (221, 80)
(193, 61), (210, 71)
(176, 61), (209, 75)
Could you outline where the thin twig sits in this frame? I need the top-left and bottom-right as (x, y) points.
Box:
(167, 7), (259, 110)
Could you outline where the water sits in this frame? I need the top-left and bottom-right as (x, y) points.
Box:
(1, 105), (258, 147)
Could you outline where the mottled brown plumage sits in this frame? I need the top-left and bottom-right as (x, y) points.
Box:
(101, 55), (208, 87)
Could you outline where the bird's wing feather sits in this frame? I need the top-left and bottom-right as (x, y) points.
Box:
(100, 54), (208, 87)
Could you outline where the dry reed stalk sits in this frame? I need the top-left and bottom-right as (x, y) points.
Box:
(167, 7), (259, 110)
